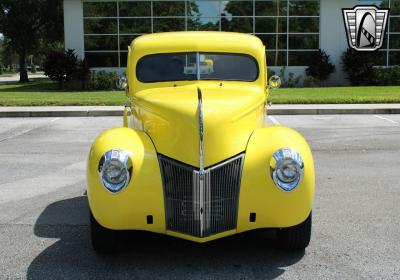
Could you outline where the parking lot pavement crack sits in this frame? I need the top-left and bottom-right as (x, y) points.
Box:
(0, 117), (60, 143)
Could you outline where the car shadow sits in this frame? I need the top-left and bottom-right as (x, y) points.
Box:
(27, 196), (305, 280)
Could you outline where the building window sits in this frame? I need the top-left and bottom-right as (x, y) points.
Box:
(358, 0), (400, 66)
(83, 2), (117, 17)
(82, 0), (320, 68)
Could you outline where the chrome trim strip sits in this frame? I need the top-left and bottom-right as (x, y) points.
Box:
(197, 87), (205, 236)
(209, 154), (245, 170)
(198, 87), (204, 173)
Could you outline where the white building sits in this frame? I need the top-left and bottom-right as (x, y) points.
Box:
(63, 0), (400, 85)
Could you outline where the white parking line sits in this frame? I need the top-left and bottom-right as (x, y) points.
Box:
(268, 116), (281, 126)
(373, 115), (399, 125)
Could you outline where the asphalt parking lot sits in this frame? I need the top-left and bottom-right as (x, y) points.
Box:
(0, 115), (399, 279)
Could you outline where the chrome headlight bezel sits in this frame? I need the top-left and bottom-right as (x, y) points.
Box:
(270, 148), (304, 192)
(98, 150), (132, 193)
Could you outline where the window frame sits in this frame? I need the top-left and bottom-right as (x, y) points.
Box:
(135, 52), (260, 83)
(82, 0), (321, 68)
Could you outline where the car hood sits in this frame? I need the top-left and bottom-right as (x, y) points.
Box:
(132, 83), (265, 167)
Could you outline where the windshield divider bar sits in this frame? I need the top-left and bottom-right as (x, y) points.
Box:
(196, 52), (200, 81)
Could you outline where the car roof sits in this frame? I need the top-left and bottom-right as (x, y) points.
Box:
(130, 31), (265, 57)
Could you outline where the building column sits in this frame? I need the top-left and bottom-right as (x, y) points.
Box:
(320, 0), (358, 85)
(63, 0), (84, 59)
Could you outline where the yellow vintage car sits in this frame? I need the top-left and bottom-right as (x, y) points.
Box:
(87, 31), (315, 253)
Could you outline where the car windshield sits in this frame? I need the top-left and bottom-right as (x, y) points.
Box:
(136, 53), (258, 83)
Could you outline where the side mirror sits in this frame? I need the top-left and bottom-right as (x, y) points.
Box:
(268, 75), (282, 89)
(116, 75), (128, 90)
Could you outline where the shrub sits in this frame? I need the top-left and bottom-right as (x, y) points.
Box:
(64, 49), (79, 82)
(278, 67), (302, 88)
(74, 59), (91, 83)
(44, 49), (91, 89)
(373, 66), (400, 86)
(286, 72), (302, 88)
(341, 48), (376, 86)
(306, 49), (335, 85)
(303, 75), (315, 87)
(87, 71), (118, 91)
(64, 59), (92, 90)
(44, 50), (68, 87)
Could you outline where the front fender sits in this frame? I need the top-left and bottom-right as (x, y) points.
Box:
(87, 127), (165, 232)
(237, 126), (315, 232)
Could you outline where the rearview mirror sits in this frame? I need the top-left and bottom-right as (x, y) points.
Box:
(268, 75), (282, 89)
(116, 75), (128, 90)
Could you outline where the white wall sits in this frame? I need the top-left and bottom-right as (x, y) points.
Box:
(319, 0), (358, 85)
(64, 0), (84, 59)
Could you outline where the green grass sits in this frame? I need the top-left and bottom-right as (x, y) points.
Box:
(0, 81), (399, 106)
(270, 87), (400, 104)
(0, 81), (126, 106)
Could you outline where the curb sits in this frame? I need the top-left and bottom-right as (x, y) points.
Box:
(268, 108), (400, 115)
(0, 110), (123, 118)
(1, 107), (400, 118)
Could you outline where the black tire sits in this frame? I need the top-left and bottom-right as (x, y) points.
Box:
(90, 212), (118, 254)
(277, 212), (312, 250)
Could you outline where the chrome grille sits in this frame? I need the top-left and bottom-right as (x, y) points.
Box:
(159, 154), (244, 238)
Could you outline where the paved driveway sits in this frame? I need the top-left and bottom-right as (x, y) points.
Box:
(0, 115), (399, 279)
(0, 74), (47, 84)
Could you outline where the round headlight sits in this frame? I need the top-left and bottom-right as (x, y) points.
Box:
(270, 148), (304, 192)
(99, 150), (132, 193)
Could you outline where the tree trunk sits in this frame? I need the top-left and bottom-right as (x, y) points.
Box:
(19, 51), (29, 83)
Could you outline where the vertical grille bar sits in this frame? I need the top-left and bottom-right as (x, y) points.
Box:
(159, 154), (244, 238)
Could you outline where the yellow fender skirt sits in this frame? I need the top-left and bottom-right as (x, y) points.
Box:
(237, 126), (315, 233)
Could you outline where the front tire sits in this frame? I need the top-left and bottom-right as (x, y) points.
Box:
(277, 212), (312, 250)
(90, 212), (118, 254)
